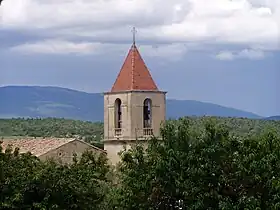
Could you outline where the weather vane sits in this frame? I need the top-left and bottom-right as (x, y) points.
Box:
(131, 27), (137, 45)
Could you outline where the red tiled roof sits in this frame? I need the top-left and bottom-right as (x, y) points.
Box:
(111, 44), (158, 92)
(0, 138), (75, 156)
(0, 138), (105, 157)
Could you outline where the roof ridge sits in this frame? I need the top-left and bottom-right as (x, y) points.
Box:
(131, 44), (135, 88)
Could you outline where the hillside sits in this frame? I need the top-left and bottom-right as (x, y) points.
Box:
(264, 116), (280, 121)
(0, 86), (261, 121)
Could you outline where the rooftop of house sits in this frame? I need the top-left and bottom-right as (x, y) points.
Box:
(0, 137), (105, 157)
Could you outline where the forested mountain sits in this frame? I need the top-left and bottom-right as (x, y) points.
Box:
(0, 86), (261, 120)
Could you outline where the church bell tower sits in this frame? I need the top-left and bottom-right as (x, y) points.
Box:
(103, 28), (167, 165)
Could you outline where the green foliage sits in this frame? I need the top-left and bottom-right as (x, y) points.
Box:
(181, 116), (280, 138)
(0, 146), (111, 209)
(0, 118), (104, 148)
(1, 117), (280, 209)
(1, 116), (279, 141)
(113, 118), (280, 209)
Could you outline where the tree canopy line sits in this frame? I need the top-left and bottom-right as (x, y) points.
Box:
(0, 118), (104, 149)
(1, 117), (279, 149)
(1, 117), (280, 209)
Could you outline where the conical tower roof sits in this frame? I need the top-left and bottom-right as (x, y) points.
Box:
(111, 42), (158, 92)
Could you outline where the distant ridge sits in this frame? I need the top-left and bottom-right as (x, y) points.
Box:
(264, 116), (280, 121)
(0, 86), (262, 121)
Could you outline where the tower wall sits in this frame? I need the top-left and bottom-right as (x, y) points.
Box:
(103, 90), (166, 165)
(130, 91), (166, 139)
(104, 92), (132, 141)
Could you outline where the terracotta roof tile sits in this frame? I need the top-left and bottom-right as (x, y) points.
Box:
(0, 138), (75, 156)
(111, 44), (158, 92)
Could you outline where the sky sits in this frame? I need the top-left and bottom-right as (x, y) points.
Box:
(0, 0), (279, 117)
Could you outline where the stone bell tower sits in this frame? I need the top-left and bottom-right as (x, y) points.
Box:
(103, 28), (167, 165)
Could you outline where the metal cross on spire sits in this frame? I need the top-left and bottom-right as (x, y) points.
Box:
(131, 27), (137, 46)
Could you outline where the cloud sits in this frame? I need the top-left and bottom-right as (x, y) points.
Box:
(9, 39), (100, 55)
(216, 51), (235, 61)
(0, 0), (279, 52)
(216, 49), (266, 60)
(9, 39), (188, 59)
(238, 49), (266, 59)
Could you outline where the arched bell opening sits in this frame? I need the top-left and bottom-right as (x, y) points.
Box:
(143, 98), (153, 136)
(114, 98), (122, 136)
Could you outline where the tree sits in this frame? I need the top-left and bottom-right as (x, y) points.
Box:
(112, 118), (280, 209)
(0, 118), (104, 149)
(0, 145), (111, 209)
(1, 117), (280, 209)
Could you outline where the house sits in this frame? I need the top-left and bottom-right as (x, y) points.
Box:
(0, 137), (105, 164)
